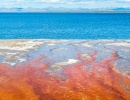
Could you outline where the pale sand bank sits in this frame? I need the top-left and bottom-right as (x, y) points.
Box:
(0, 39), (130, 75)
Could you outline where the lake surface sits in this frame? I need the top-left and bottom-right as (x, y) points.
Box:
(0, 13), (130, 39)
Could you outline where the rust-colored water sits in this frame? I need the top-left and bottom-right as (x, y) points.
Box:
(0, 53), (130, 100)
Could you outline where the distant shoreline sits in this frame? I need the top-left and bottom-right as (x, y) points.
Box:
(0, 11), (130, 13)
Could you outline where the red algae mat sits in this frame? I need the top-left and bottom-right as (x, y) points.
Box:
(0, 52), (130, 100)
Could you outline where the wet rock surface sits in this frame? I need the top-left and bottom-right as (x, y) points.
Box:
(0, 40), (130, 75)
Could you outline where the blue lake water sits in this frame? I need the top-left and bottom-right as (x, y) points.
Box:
(0, 13), (130, 39)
